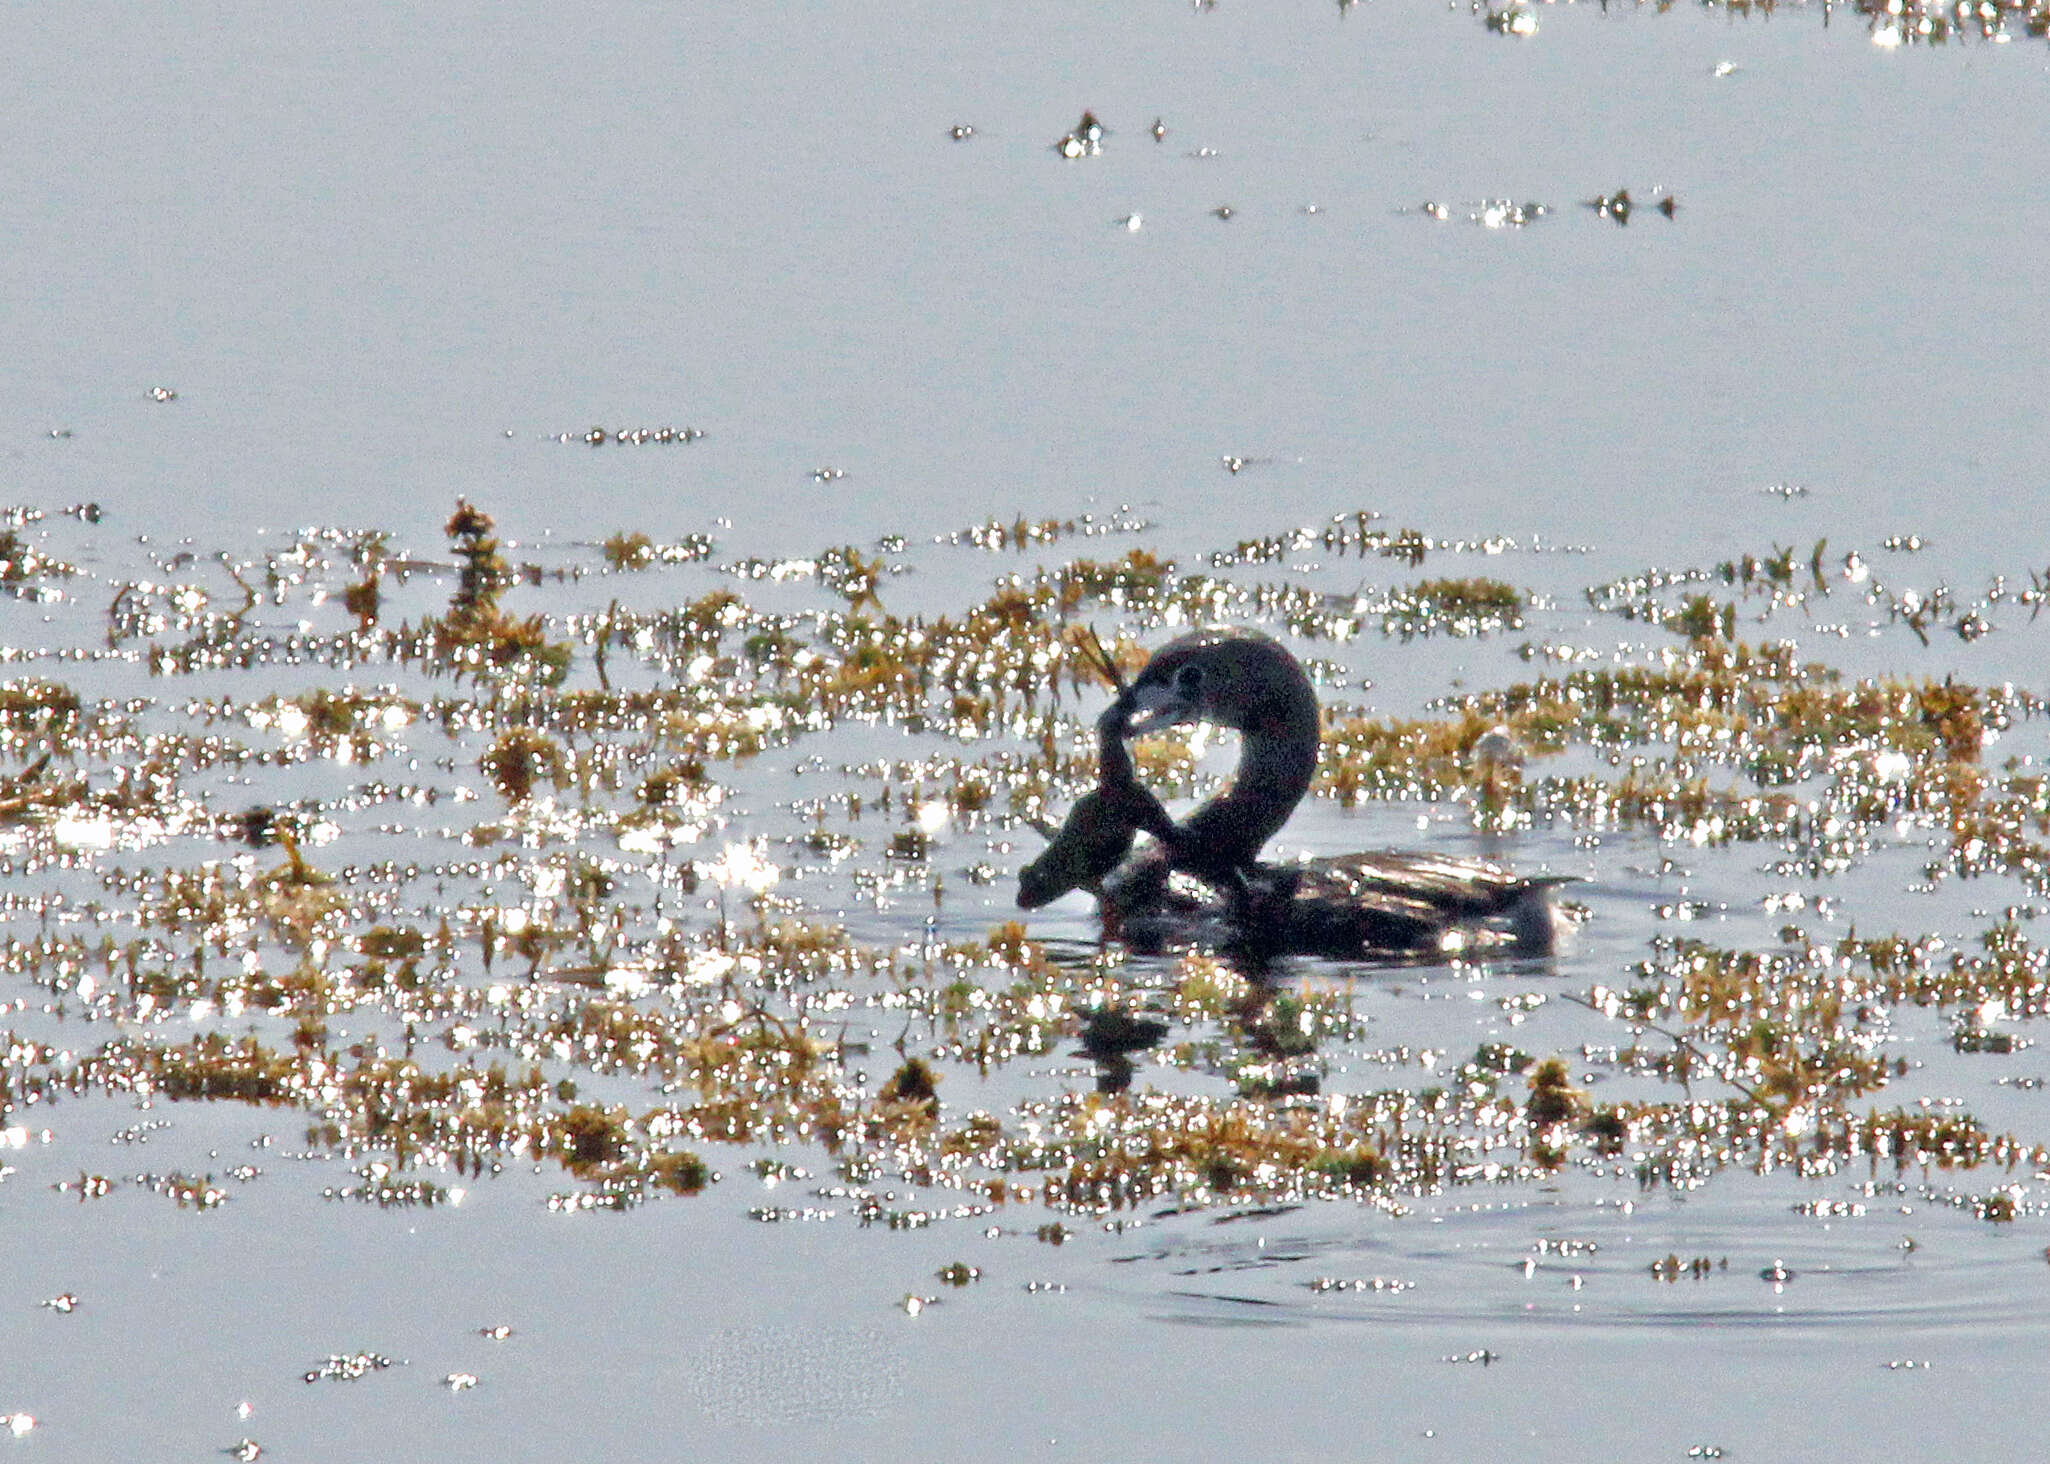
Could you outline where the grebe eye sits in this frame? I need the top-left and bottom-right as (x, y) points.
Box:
(1174, 664), (1204, 697)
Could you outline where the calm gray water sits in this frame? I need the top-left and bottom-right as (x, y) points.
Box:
(5, 3), (2050, 1460)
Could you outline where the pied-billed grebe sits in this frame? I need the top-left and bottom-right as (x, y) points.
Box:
(1019, 628), (1565, 960)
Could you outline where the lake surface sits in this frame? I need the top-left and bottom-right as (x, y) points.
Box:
(4, 3), (2050, 1459)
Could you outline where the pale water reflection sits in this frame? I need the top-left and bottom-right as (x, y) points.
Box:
(3, 1), (2049, 1460)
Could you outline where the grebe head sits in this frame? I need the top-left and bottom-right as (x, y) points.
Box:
(1121, 628), (1319, 742)
(1115, 629), (1321, 873)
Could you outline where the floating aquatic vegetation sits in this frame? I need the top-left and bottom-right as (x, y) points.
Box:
(1590, 540), (2032, 647)
(303, 1353), (395, 1384)
(602, 533), (657, 571)
(1581, 188), (1678, 225)
(1494, 0), (2050, 47)
(1486, 3), (1539, 35)
(409, 502), (572, 685)
(1851, 0), (2048, 44)
(480, 728), (569, 804)
(0, 754), (88, 824)
(1380, 578), (1525, 640)
(1213, 514), (1436, 569)
(139, 1168), (233, 1210)
(0, 527), (78, 591)
(947, 512), (1145, 551)
(323, 1167), (462, 1207)
(1053, 109), (1106, 159)
(558, 426), (704, 447)
(1, 503), (2048, 1234)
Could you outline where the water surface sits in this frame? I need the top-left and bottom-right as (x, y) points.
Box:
(4, 3), (2049, 1459)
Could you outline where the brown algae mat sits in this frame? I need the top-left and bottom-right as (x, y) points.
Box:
(2, 502), (2048, 1227)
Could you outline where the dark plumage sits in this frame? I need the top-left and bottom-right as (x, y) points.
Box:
(1020, 628), (1565, 961)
